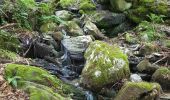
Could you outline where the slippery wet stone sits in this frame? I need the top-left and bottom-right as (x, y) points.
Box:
(81, 41), (130, 92)
(115, 82), (161, 100)
(61, 35), (93, 60)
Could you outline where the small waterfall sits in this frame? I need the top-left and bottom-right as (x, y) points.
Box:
(85, 91), (94, 100)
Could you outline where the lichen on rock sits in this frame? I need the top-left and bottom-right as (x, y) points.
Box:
(81, 40), (130, 92)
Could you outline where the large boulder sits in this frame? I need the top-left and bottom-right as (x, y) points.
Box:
(81, 41), (130, 91)
(152, 67), (170, 91)
(85, 10), (126, 28)
(115, 82), (161, 100)
(5, 64), (85, 99)
(61, 35), (93, 60)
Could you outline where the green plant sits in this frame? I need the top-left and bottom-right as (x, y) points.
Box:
(147, 13), (165, 23)
(7, 76), (21, 88)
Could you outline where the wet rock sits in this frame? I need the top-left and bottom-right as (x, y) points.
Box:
(5, 64), (85, 99)
(83, 21), (106, 39)
(65, 21), (84, 36)
(152, 67), (170, 91)
(137, 59), (159, 74)
(87, 10), (126, 28)
(81, 41), (130, 92)
(61, 35), (93, 60)
(110, 0), (132, 12)
(115, 82), (161, 100)
(55, 10), (73, 21)
(130, 74), (142, 82)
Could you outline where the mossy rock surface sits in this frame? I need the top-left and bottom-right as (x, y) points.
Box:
(81, 40), (130, 92)
(127, 0), (169, 23)
(110, 0), (132, 12)
(5, 64), (85, 99)
(115, 82), (161, 100)
(152, 67), (170, 91)
(59, 0), (96, 11)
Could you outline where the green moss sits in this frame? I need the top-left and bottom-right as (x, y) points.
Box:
(59, 0), (76, 8)
(152, 67), (170, 90)
(81, 40), (130, 91)
(163, 40), (170, 48)
(23, 81), (66, 100)
(0, 49), (17, 60)
(5, 64), (85, 99)
(79, 0), (96, 10)
(115, 82), (161, 100)
(0, 30), (20, 52)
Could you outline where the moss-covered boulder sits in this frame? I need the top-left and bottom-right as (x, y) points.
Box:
(55, 10), (73, 21)
(81, 40), (130, 92)
(5, 64), (85, 99)
(127, 0), (169, 23)
(152, 67), (170, 91)
(115, 82), (161, 100)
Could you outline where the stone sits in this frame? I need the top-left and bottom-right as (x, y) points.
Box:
(52, 31), (64, 42)
(83, 21), (106, 39)
(40, 22), (57, 33)
(55, 10), (73, 21)
(66, 21), (84, 36)
(5, 64), (85, 99)
(86, 10), (126, 28)
(61, 35), (93, 60)
(152, 67), (170, 91)
(115, 82), (161, 100)
(130, 74), (142, 82)
(137, 59), (159, 74)
(110, 0), (132, 12)
(81, 40), (130, 91)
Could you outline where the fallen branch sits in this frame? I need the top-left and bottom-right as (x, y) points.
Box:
(0, 23), (18, 29)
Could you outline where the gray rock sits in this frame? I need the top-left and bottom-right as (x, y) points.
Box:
(55, 10), (73, 21)
(130, 74), (142, 82)
(61, 35), (93, 60)
(84, 21), (106, 39)
(87, 10), (126, 28)
(66, 21), (84, 36)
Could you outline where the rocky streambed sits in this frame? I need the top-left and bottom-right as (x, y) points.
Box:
(0, 0), (170, 100)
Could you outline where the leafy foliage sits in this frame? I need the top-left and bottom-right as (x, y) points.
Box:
(7, 76), (21, 88)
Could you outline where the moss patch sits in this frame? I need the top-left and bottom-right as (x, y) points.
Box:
(0, 49), (17, 61)
(5, 64), (85, 99)
(115, 82), (161, 100)
(152, 67), (170, 91)
(81, 40), (130, 91)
